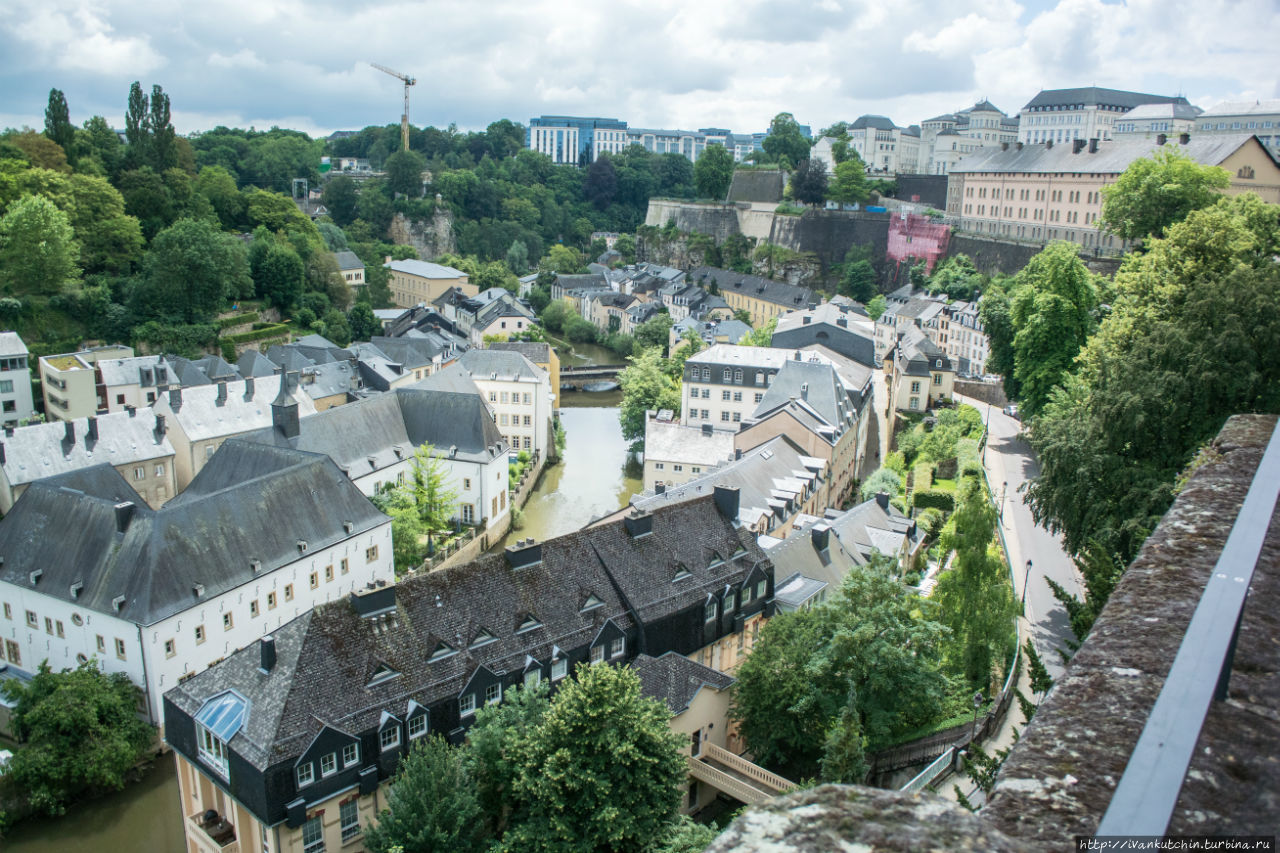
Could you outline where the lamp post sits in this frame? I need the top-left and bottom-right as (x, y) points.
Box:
(969, 690), (984, 742)
(1000, 481), (1008, 520)
(1022, 559), (1033, 608)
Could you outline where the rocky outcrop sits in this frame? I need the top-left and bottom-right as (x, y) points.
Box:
(389, 208), (455, 258)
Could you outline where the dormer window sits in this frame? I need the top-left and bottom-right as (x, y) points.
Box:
(367, 664), (399, 687)
(429, 642), (457, 663)
(470, 630), (497, 649)
(708, 551), (724, 568)
(379, 725), (401, 752)
(516, 615), (541, 634)
(580, 594), (604, 613)
(460, 694), (477, 716)
(704, 601), (717, 622)
(296, 762), (314, 787)
(672, 564), (692, 582)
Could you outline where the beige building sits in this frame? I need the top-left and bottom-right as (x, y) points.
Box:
(384, 259), (477, 308)
(919, 100), (1020, 176)
(885, 327), (955, 413)
(643, 412), (736, 492)
(38, 345), (133, 421)
(945, 134), (1280, 251)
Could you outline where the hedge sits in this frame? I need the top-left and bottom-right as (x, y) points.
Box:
(217, 311), (259, 329)
(912, 489), (955, 512)
(912, 463), (934, 493)
(223, 323), (291, 346)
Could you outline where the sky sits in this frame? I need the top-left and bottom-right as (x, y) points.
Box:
(0, 0), (1276, 140)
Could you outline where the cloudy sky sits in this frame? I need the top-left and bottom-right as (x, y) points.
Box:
(1, 0), (1276, 139)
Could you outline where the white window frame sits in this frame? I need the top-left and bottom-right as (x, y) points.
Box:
(340, 799), (361, 844)
(460, 693), (477, 716)
(296, 762), (314, 788)
(485, 683), (502, 706)
(197, 724), (231, 780)
(609, 638), (625, 659)
(342, 742), (360, 767)
(524, 669), (542, 689)
(551, 658), (567, 680)
(408, 715), (428, 739)
(320, 752), (337, 777)
(590, 645), (605, 664)
(379, 725), (401, 751)
(302, 815), (324, 853)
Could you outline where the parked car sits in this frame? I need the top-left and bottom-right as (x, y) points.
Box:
(1002, 404), (1020, 421)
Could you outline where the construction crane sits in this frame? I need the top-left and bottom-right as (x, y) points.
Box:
(371, 62), (416, 152)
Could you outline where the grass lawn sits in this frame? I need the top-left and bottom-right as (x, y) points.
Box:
(933, 477), (958, 493)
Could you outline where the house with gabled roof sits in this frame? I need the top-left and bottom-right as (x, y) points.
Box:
(885, 326), (955, 413)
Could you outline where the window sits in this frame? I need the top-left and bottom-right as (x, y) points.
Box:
(755, 580), (766, 599)
(115, 638), (127, 659)
(722, 368), (731, 382)
(366, 545), (378, 562)
(198, 725), (232, 779)
(524, 669), (542, 689)
(342, 742), (360, 766)
(4, 640), (18, 666)
(933, 373), (943, 386)
(909, 397), (920, 411)
(134, 467), (145, 481)
(485, 683), (502, 705)
(701, 409), (709, 419)
(0, 380), (12, 394)
(462, 504), (475, 524)
(463, 477), (472, 490)
(340, 800), (361, 844)
(26, 610), (37, 628)
(408, 714), (428, 739)
(910, 380), (921, 394)
(302, 815), (324, 853)
(1, 603), (8, 620)
(155, 464), (165, 478)
(673, 464), (683, 472)
(704, 601), (717, 622)
(460, 693), (477, 716)
(45, 616), (53, 635)
(590, 645), (605, 664)
(733, 391), (742, 402)
(309, 572), (319, 590)
(552, 658), (568, 680)
(500, 413), (508, 426)
(609, 637), (625, 658)
(194, 625), (205, 644)
(754, 393), (763, 403)
(380, 725), (401, 751)
(733, 412), (741, 422)
(691, 466), (701, 473)
(523, 415), (531, 426)
(721, 390), (731, 401)
(285, 584), (294, 602)
(320, 752), (337, 776)
(223, 612), (234, 630)
(267, 592), (276, 610)
(701, 388), (710, 399)
(720, 412), (730, 422)
(250, 600), (259, 618)
(164, 639), (176, 658)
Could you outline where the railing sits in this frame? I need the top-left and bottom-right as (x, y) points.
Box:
(418, 527), (478, 572)
(1098, 421), (1280, 836)
(187, 813), (239, 853)
(687, 756), (772, 806)
(901, 747), (957, 794)
(700, 743), (794, 793)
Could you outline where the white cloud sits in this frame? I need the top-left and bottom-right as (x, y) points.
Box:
(7, 1), (164, 76)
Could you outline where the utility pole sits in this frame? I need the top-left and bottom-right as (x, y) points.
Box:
(371, 63), (416, 152)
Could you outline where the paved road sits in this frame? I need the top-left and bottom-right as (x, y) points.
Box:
(962, 396), (1083, 679)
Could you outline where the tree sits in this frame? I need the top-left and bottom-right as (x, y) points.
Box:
(693, 143), (734, 200)
(385, 149), (427, 198)
(839, 258), (877, 303)
(77, 115), (125, 178)
(124, 81), (148, 167)
(790, 158), (828, 206)
(505, 239), (529, 274)
(372, 443), (461, 570)
(739, 317), (776, 347)
(501, 663), (685, 853)
(322, 175), (359, 226)
(148, 84), (177, 171)
(195, 165), (246, 230)
(43, 89), (74, 156)
(762, 113), (811, 166)
(0, 660), (154, 816)
(137, 217), (251, 323)
(859, 467), (901, 502)
(866, 294), (887, 321)
(543, 244), (585, 275)
(538, 298), (573, 333)
(2, 129), (70, 173)
(978, 281), (1017, 394)
(1009, 241), (1097, 418)
(466, 682), (551, 836)
(1024, 638), (1053, 698)
(585, 157), (618, 209)
(927, 254), (982, 301)
(618, 346), (681, 445)
(347, 302), (380, 341)
(1099, 147), (1230, 243)
(828, 156), (870, 207)
(632, 313), (673, 350)
(0, 194), (80, 296)
(364, 735), (486, 853)
(253, 242), (305, 310)
(933, 478), (1016, 686)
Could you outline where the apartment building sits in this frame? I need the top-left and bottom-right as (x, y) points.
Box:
(0, 439), (393, 724)
(384, 259), (477, 308)
(1195, 100), (1280, 155)
(456, 349), (553, 456)
(1017, 87), (1194, 144)
(885, 327), (955, 413)
(0, 333), (34, 428)
(1112, 103), (1203, 138)
(690, 268), (816, 328)
(919, 100), (1020, 176)
(488, 342), (561, 406)
(163, 491), (772, 853)
(643, 412), (736, 492)
(38, 344), (133, 421)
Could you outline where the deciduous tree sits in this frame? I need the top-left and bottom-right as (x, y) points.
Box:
(137, 217), (251, 323)
(828, 156), (870, 207)
(790, 158), (828, 206)
(364, 735), (486, 853)
(0, 193), (80, 296)
(693, 142), (734, 200)
(321, 174), (358, 226)
(762, 113), (811, 166)
(618, 346), (681, 445)
(1099, 148), (1230, 243)
(385, 149), (427, 198)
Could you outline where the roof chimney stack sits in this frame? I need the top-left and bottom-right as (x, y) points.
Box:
(1157, 133), (1168, 146)
(1088, 138), (1099, 154)
(1179, 132), (1190, 145)
(713, 484), (741, 524)
(1072, 138), (1086, 154)
(215, 380), (228, 407)
(86, 416), (99, 444)
(810, 521), (831, 552)
(114, 501), (135, 533)
(271, 372), (301, 439)
(169, 387), (182, 412)
(875, 492), (890, 510)
(63, 420), (75, 448)
(243, 376), (255, 401)
(1001, 141), (1009, 151)
(260, 635), (276, 673)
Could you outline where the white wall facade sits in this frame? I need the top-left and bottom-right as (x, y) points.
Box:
(473, 376), (552, 457)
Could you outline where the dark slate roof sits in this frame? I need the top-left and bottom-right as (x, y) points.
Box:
(691, 267), (816, 311)
(968, 100), (1005, 114)
(368, 336), (452, 370)
(237, 350), (281, 379)
(766, 497), (919, 588)
(0, 409), (174, 488)
(97, 355), (173, 389)
(383, 305), (462, 339)
(749, 360), (856, 444)
(631, 652), (734, 715)
(458, 348), (543, 382)
(851, 115), (897, 130)
(771, 303), (877, 368)
(163, 494), (768, 770)
(243, 387), (505, 475)
(334, 251), (363, 272)
(487, 342), (553, 365)
(896, 326), (951, 376)
(0, 440), (386, 627)
(553, 273), (609, 290)
(1022, 87), (1191, 111)
(949, 133), (1269, 175)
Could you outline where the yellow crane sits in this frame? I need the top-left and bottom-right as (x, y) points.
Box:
(370, 62), (416, 152)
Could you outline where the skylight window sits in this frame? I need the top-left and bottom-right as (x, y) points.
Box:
(672, 564), (692, 582)
(516, 615), (542, 634)
(581, 594), (604, 612)
(428, 642), (457, 663)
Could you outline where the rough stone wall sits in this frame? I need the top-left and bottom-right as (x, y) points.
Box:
(727, 170), (786, 204)
(955, 379), (1008, 407)
(946, 234), (1124, 278)
(709, 414), (1280, 851)
(644, 199), (742, 242)
(896, 174), (949, 209)
(389, 208), (456, 259)
(773, 210), (891, 271)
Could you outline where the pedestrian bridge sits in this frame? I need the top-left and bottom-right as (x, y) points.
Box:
(687, 742), (795, 806)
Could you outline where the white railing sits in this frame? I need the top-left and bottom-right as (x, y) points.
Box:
(687, 756), (772, 806)
(901, 747), (956, 794)
(701, 743), (794, 793)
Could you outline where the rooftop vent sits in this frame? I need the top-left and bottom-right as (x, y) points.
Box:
(296, 540), (308, 554)
(1157, 133), (1168, 146)
(811, 521), (831, 552)
(505, 538), (543, 570)
(343, 521), (354, 535)
(1073, 138), (1086, 154)
(114, 501), (135, 533)
(112, 595), (126, 612)
(70, 580), (83, 599)
(193, 583), (205, 597)
(250, 559), (262, 574)
(259, 635), (276, 673)
(350, 583), (397, 618)
(215, 381), (228, 407)
(655, 483), (666, 495)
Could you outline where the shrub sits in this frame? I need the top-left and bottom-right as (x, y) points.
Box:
(912, 463), (934, 493)
(912, 490), (955, 512)
(861, 467), (902, 502)
(884, 451), (907, 476)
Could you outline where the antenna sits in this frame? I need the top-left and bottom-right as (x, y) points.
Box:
(371, 62), (417, 152)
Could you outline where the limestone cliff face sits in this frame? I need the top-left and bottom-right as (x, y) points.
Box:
(389, 208), (455, 259)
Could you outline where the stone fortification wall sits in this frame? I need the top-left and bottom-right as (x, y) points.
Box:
(644, 199), (741, 242)
(389, 208), (456, 259)
(895, 174), (949, 209)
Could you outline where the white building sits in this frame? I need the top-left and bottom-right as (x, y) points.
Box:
(455, 349), (553, 457)
(1017, 87), (1194, 145)
(0, 440), (393, 725)
(0, 333), (34, 428)
(643, 411), (736, 492)
(920, 100), (1020, 175)
(1113, 102), (1204, 138)
(1195, 100), (1280, 155)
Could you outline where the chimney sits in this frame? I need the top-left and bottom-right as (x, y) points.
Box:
(875, 491), (890, 510)
(802, 316), (811, 324)
(1016, 141), (1023, 151)
(0, 442), (5, 465)
(713, 484), (740, 523)
(154, 414), (166, 442)
(1001, 141), (1009, 151)
(271, 371), (301, 440)
(64, 421), (75, 445)
(87, 416), (99, 444)
(114, 501), (135, 533)
(1046, 139), (1053, 148)
(505, 538), (544, 569)
(169, 387), (182, 412)
(655, 483), (666, 495)
(1088, 138), (1099, 154)
(701, 423), (712, 436)
(801, 382), (808, 399)
(215, 381), (228, 407)
(1156, 133), (1167, 146)
(810, 521), (831, 552)
(1072, 139), (1086, 154)
(350, 584), (397, 617)
(125, 405), (136, 417)
(244, 376), (255, 401)
(259, 636), (276, 673)
(624, 509), (654, 538)
(1179, 132), (1190, 145)
(734, 448), (743, 461)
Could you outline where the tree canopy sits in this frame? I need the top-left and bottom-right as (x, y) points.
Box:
(693, 142), (734, 200)
(0, 193), (80, 296)
(1099, 148), (1231, 243)
(618, 346), (682, 446)
(761, 113), (811, 166)
(364, 735), (486, 853)
(790, 158), (828, 206)
(135, 217), (252, 323)
(828, 155), (871, 207)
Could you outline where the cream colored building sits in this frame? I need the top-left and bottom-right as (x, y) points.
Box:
(1196, 100), (1280, 156)
(384, 259), (477, 308)
(643, 412), (736, 492)
(1017, 87), (1194, 145)
(38, 345), (133, 421)
(945, 134), (1280, 251)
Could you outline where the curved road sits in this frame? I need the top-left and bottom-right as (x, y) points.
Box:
(963, 396), (1083, 680)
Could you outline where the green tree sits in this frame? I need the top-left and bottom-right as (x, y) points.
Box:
(585, 157), (618, 209)
(1, 660), (154, 816)
(124, 81), (148, 167)
(632, 313), (673, 350)
(322, 174), (359, 226)
(505, 239), (530, 274)
(839, 258), (877, 302)
(543, 244), (585, 274)
(1099, 147), (1230, 243)
(762, 113), (811, 166)
(1009, 242), (1097, 418)
(148, 84), (177, 171)
(617, 346), (682, 445)
(43, 88), (74, 157)
(385, 149), (427, 198)
(0, 194), (80, 296)
(2, 129), (70, 173)
(615, 233), (636, 264)
(347, 302), (380, 341)
(828, 156), (871, 207)
(364, 735), (486, 853)
(195, 165), (246, 230)
(77, 115), (125, 178)
(859, 467), (901, 502)
(466, 682), (551, 836)
(693, 143), (734, 200)
(739, 317), (776, 347)
(1024, 638), (1053, 698)
(933, 478), (1016, 686)
(790, 158), (828, 206)
(927, 254), (982, 301)
(978, 280), (1017, 394)
(137, 217), (251, 323)
(866, 294), (887, 321)
(501, 663), (684, 853)
(538, 298), (573, 333)
(372, 443), (461, 570)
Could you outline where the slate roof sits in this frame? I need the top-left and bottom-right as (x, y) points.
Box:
(297, 360), (358, 401)
(1120, 103), (1203, 121)
(772, 572), (829, 610)
(1022, 87), (1191, 111)
(155, 375), (318, 443)
(950, 133), (1271, 175)
(553, 273), (609, 291)
(631, 652), (734, 715)
(237, 350), (281, 379)
(766, 496), (919, 590)
(749, 359), (856, 443)
(1201, 99), (1280, 118)
(772, 303), (877, 367)
(968, 100), (1004, 114)
(691, 267), (816, 311)
(896, 326), (951, 376)
(334, 251), (364, 272)
(0, 440), (387, 627)
(96, 355), (172, 389)
(367, 336), (457, 370)
(384, 259), (467, 279)
(487, 342), (553, 365)
(0, 332), (27, 357)
(458, 349), (544, 383)
(243, 386), (505, 475)
(163, 493), (768, 770)
(851, 115), (897, 131)
(411, 362), (483, 396)
(0, 409), (174, 489)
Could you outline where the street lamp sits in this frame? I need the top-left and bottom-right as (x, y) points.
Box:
(999, 481), (1008, 520)
(1022, 559), (1033, 608)
(969, 690), (985, 741)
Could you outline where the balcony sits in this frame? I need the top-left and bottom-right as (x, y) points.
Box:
(187, 810), (239, 853)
